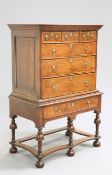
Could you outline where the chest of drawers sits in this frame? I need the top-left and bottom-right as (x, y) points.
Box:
(8, 25), (102, 168)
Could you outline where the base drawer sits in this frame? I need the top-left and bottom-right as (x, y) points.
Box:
(43, 95), (100, 120)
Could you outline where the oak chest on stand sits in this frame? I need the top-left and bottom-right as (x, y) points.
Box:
(8, 24), (102, 168)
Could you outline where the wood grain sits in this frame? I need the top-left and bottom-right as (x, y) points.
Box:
(41, 56), (96, 78)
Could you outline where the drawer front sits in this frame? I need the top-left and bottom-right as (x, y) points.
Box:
(41, 73), (96, 99)
(80, 31), (97, 42)
(41, 44), (69, 59)
(43, 96), (99, 120)
(77, 96), (99, 111)
(41, 56), (96, 77)
(41, 32), (61, 43)
(62, 32), (79, 42)
(70, 42), (96, 56)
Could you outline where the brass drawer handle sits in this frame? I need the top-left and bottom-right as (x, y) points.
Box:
(84, 80), (89, 85)
(87, 32), (90, 37)
(87, 100), (90, 105)
(65, 34), (68, 39)
(55, 35), (59, 39)
(52, 48), (56, 54)
(84, 47), (88, 52)
(52, 85), (58, 91)
(69, 32), (72, 36)
(83, 34), (86, 38)
(51, 65), (56, 71)
(71, 102), (75, 107)
(54, 106), (59, 112)
(45, 35), (49, 41)
(91, 34), (94, 38)
(83, 62), (89, 67)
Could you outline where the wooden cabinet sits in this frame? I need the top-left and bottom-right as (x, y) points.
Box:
(8, 25), (102, 168)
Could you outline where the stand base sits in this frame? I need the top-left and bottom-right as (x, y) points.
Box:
(9, 127), (100, 168)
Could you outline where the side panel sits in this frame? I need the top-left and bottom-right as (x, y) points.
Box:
(11, 28), (41, 100)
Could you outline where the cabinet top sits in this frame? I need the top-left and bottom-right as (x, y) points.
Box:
(8, 24), (103, 31)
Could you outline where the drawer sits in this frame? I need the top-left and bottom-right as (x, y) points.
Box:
(41, 73), (96, 99)
(77, 96), (99, 111)
(43, 96), (99, 120)
(62, 32), (79, 42)
(41, 44), (69, 59)
(80, 31), (97, 42)
(41, 32), (61, 43)
(41, 56), (96, 77)
(70, 42), (96, 56)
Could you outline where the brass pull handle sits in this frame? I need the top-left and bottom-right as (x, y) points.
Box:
(55, 35), (59, 39)
(45, 35), (49, 41)
(54, 106), (59, 112)
(87, 100), (90, 105)
(65, 34), (68, 39)
(52, 65), (56, 71)
(52, 85), (58, 91)
(52, 48), (56, 54)
(83, 34), (86, 38)
(84, 80), (89, 85)
(71, 102), (75, 107)
(91, 34), (94, 38)
(87, 32), (90, 37)
(83, 62), (89, 67)
(69, 32), (72, 36)
(84, 47), (88, 52)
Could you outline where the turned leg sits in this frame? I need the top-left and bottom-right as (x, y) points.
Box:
(36, 128), (44, 168)
(65, 117), (70, 136)
(9, 115), (17, 153)
(67, 117), (75, 157)
(93, 111), (101, 147)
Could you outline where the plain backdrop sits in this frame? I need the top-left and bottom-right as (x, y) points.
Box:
(0, 0), (112, 174)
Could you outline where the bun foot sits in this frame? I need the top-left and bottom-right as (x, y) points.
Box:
(93, 140), (101, 147)
(65, 130), (70, 136)
(9, 146), (17, 153)
(67, 149), (75, 157)
(36, 160), (44, 168)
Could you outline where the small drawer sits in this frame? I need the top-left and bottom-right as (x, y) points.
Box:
(41, 32), (61, 43)
(43, 103), (67, 119)
(77, 96), (99, 112)
(70, 42), (96, 56)
(41, 56), (96, 78)
(41, 44), (69, 59)
(80, 31), (97, 42)
(62, 32), (79, 42)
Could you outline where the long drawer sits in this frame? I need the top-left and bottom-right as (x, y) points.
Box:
(41, 42), (96, 59)
(41, 56), (96, 78)
(43, 95), (99, 120)
(41, 73), (96, 99)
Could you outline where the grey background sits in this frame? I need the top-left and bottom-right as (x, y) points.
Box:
(0, 0), (111, 174)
